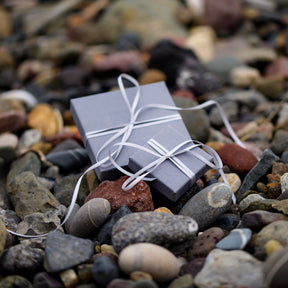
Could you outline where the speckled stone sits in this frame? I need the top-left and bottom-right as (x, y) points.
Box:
(179, 183), (233, 231)
(237, 149), (280, 201)
(68, 198), (111, 238)
(44, 231), (94, 273)
(111, 211), (198, 253)
(85, 176), (154, 213)
(263, 246), (288, 288)
(239, 194), (269, 210)
(0, 244), (44, 273)
(7, 171), (60, 219)
(219, 173), (241, 194)
(252, 221), (288, 256)
(242, 210), (288, 232)
(272, 200), (288, 215)
(215, 228), (252, 250)
(118, 243), (181, 282)
(0, 217), (6, 257)
(188, 227), (225, 260)
(0, 275), (33, 288)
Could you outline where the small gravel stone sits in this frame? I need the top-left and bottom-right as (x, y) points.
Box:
(0, 217), (7, 257)
(33, 271), (64, 288)
(167, 274), (193, 288)
(0, 275), (33, 288)
(215, 228), (252, 250)
(179, 183), (233, 231)
(112, 211), (198, 253)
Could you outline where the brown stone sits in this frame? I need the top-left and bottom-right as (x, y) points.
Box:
(204, 0), (243, 35)
(0, 110), (28, 134)
(271, 162), (288, 175)
(85, 176), (154, 213)
(264, 174), (281, 199)
(138, 69), (167, 85)
(187, 227), (226, 260)
(265, 56), (288, 80)
(28, 104), (62, 137)
(217, 143), (258, 175)
(180, 258), (206, 278)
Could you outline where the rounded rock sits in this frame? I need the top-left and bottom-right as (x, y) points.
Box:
(69, 198), (111, 238)
(217, 143), (258, 175)
(0, 275), (33, 288)
(263, 246), (288, 288)
(118, 243), (181, 282)
(179, 183), (233, 231)
(112, 211), (198, 253)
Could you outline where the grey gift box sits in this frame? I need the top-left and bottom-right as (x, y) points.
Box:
(70, 81), (183, 180)
(128, 124), (213, 202)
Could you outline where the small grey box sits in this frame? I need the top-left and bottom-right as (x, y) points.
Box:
(128, 124), (213, 202)
(70, 81), (182, 180)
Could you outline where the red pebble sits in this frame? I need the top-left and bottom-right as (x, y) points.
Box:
(217, 143), (258, 175)
(85, 176), (154, 213)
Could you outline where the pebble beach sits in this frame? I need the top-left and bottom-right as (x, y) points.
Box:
(1, 0), (288, 287)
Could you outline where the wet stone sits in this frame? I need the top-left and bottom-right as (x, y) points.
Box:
(111, 211), (198, 254)
(0, 244), (44, 273)
(215, 228), (252, 250)
(91, 256), (120, 287)
(242, 210), (288, 232)
(44, 231), (94, 273)
(85, 176), (154, 213)
(68, 198), (111, 238)
(7, 171), (60, 220)
(187, 227), (225, 260)
(179, 183), (233, 231)
(194, 249), (265, 288)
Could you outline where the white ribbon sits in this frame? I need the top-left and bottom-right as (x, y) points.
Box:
(7, 73), (242, 238)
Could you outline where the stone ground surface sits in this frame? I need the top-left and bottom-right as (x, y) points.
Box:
(1, 0), (288, 287)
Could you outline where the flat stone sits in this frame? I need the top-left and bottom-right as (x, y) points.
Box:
(179, 183), (233, 231)
(237, 149), (280, 201)
(85, 176), (154, 213)
(0, 244), (44, 273)
(7, 151), (41, 184)
(68, 198), (111, 238)
(242, 210), (288, 232)
(215, 228), (252, 250)
(118, 243), (181, 282)
(252, 221), (288, 256)
(7, 171), (60, 219)
(112, 211), (198, 254)
(44, 231), (94, 273)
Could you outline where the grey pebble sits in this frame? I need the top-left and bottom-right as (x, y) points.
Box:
(237, 149), (280, 201)
(111, 211), (198, 253)
(179, 183), (232, 231)
(216, 228), (252, 250)
(44, 231), (94, 273)
(17, 129), (42, 153)
(69, 198), (111, 238)
(270, 130), (288, 156)
(0, 244), (44, 273)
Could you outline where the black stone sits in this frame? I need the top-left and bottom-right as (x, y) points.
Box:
(33, 272), (64, 288)
(237, 149), (280, 202)
(44, 231), (94, 273)
(91, 256), (120, 287)
(96, 205), (132, 245)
